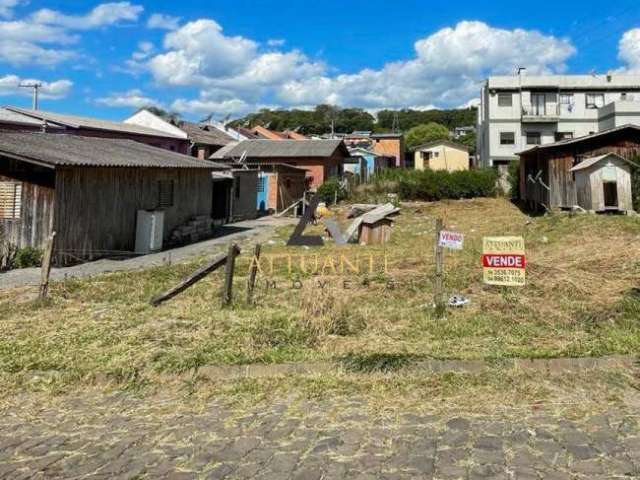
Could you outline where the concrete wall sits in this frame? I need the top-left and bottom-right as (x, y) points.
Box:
(478, 75), (640, 167)
(414, 145), (469, 171)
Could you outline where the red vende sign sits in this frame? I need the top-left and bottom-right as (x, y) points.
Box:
(482, 254), (526, 269)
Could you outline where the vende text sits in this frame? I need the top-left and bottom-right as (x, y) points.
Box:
(482, 254), (526, 269)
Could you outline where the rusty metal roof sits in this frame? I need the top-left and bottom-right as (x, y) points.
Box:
(210, 139), (350, 159)
(6, 107), (186, 139)
(0, 132), (229, 169)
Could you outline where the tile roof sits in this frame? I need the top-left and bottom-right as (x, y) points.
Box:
(210, 139), (349, 159)
(179, 122), (236, 147)
(6, 107), (186, 139)
(0, 132), (229, 169)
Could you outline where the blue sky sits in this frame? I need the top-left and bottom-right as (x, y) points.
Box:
(1, 0), (639, 121)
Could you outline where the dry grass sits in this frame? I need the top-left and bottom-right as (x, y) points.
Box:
(0, 198), (639, 396)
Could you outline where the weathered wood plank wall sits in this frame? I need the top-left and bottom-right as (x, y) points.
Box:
(54, 167), (213, 260)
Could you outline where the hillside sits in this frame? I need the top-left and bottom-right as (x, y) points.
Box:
(229, 104), (477, 135)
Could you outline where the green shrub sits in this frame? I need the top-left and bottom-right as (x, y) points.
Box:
(317, 177), (348, 204)
(508, 160), (520, 200)
(632, 156), (640, 211)
(13, 246), (43, 268)
(364, 168), (498, 202)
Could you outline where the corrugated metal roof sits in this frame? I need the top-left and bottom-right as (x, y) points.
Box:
(411, 140), (469, 152)
(0, 108), (49, 127)
(570, 153), (639, 171)
(210, 139), (349, 159)
(6, 107), (186, 139)
(180, 122), (236, 147)
(519, 124), (640, 155)
(0, 132), (229, 169)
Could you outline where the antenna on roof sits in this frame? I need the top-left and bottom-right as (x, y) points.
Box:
(515, 67), (526, 76)
(19, 82), (42, 110)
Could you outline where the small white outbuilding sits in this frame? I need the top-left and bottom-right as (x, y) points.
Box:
(570, 153), (637, 212)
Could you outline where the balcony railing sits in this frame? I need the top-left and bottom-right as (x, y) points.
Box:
(521, 104), (561, 122)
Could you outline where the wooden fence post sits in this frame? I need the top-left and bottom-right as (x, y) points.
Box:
(222, 243), (240, 306)
(39, 231), (56, 299)
(246, 244), (262, 304)
(434, 218), (445, 317)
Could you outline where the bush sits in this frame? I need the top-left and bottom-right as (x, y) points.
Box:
(317, 177), (348, 204)
(13, 246), (43, 268)
(508, 160), (520, 200)
(362, 168), (498, 202)
(632, 156), (640, 211)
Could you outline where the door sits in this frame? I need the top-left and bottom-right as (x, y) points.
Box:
(603, 182), (618, 209)
(531, 94), (546, 116)
(256, 174), (269, 212)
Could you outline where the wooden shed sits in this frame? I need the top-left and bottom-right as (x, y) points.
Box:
(0, 132), (229, 264)
(519, 124), (640, 211)
(571, 153), (636, 212)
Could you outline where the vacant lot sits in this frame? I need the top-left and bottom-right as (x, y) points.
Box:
(0, 198), (639, 397)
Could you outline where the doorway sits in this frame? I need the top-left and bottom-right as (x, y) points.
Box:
(531, 93), (546, 116)
(603, 182), (618, 209)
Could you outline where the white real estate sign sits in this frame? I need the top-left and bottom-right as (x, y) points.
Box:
(438, 230), (464, 250)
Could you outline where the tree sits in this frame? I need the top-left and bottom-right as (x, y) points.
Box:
(137, 106), (181, 125)
(457, 131), (477, 154)
(405, 123), (450, 150)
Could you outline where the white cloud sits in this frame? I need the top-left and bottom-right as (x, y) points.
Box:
(132, 40), (154, 60)
(0, 2), (143, 66)
(147, 13), (180, 30)
(96, 89), (158, 108)
(0, 0), (21, 18)
(267, 38), (285, 47)
(171, 96), (251, 116)
(30, 2), (143, 30)
(0, 74), (73, 99)
(149, 19), (259, 86)
(277, 21), (575, 109)
(144, 19), (575, 115)
(618, 28), (640, 72)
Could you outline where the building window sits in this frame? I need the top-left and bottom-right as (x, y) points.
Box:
(234, 178), (240, 199)
(554, 132), (574, 141)
(500, 132), (515, 145)
(559, 93), (573, 105)
(586, 93), (605, 109)
(158, 180), (174, 208)
(526, 132), (541, 145)
(498, 93), (513, 107)
(0, 182), (22, 219)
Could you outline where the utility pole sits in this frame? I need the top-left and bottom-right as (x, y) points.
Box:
(19, 82), (42, 110)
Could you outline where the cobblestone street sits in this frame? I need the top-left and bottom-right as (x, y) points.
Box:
(0, 391), (639, 479)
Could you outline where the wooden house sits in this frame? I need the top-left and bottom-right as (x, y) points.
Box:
(518, 124), (640, 211)
(571, 153), (636, 212)
(248, 163), (307, 213)
(211, 139), (350, 188)
(2, 107), (190, 154)
(0, 132), (229, 264)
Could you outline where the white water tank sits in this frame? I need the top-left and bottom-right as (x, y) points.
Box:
(135, 210), (164, 254)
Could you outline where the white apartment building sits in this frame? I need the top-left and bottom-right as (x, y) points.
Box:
(477, 74), (640, 168)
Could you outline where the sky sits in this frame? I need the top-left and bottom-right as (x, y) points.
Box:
(1, 0), (640, 122)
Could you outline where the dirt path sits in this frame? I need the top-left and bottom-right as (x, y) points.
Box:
(0, 217), (295, 290)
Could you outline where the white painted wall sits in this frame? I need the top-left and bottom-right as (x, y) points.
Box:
(124, 110), (188, 139)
